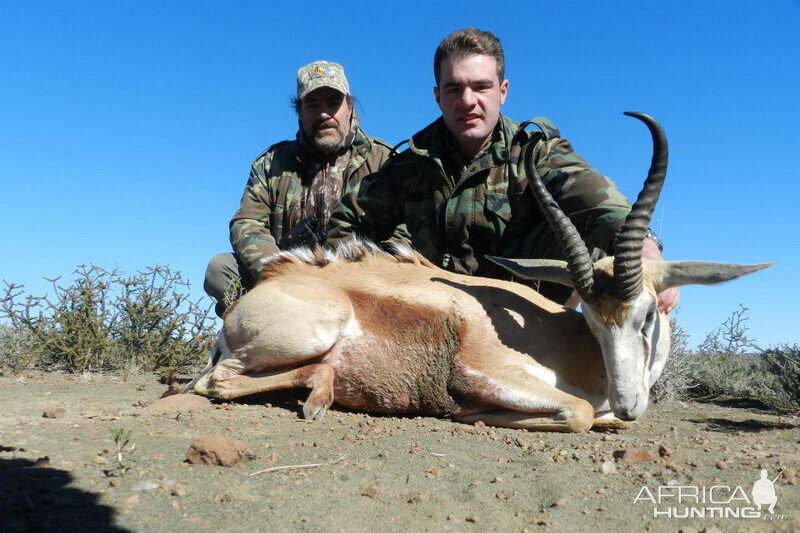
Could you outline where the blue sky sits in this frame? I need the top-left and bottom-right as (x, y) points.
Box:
(1, 1), (798, 348)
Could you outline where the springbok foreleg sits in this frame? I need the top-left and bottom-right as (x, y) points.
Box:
(194, 363), (335, 421)
(454, 356), (595, 432)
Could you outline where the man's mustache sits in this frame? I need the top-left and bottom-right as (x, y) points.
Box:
(314, 119), (339, 131)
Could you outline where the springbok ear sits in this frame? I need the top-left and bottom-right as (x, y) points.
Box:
(653, 261), (773, 292)
(485, 256), (574, 287)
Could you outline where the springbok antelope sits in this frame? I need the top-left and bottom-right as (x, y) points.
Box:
(193, 112), (770, 432)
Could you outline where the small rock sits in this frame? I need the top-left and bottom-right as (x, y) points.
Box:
(170, 484), (189, 497)
(678, 528), (699, 533)
(160, 384), (182, 398)
(600, 461), (617, 474)
(490, 476), (503, 483)
(33, 456), (51, 468)
(342, 433), (354, 441)
(715, 461), (727, 470)
(43, 407), (65, 419)
(782, 469), (795, 480)
(92, 456), (109, 465)
(551, 497), (566, 508)
(658, 444), (672, 458)
(614, 449), (654, 462)
(186, 434), (250, 466)
(787, 478), (796, 486)
(362, 427), (383, 437)
(132, 480), (159, 492)
(144, 394), (212, 415)
(426, 467), (444, 478)
(101, 406), (120, 417)
(408, 492), (430, 504)
(465, 515), (479, 523)
(361, 484), (380, 499)
(108, 478), (122, 487)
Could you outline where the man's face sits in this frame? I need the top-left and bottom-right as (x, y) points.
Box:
(300, 87), (352, 155)
(434, 54), (508, 159)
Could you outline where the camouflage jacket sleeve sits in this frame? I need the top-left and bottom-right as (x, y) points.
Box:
(229, 151), (281, 280)
(531, 135), (631, 254)
(327, 157), (406, 246)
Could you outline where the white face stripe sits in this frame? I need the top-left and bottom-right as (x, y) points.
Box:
(582, 289), (660, 418)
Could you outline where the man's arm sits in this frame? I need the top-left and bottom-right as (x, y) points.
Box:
(327, 163), (405, 247)
(229, 155), (280, 280)
(533, 136), (631, 254)
(642, 236), (680, 313)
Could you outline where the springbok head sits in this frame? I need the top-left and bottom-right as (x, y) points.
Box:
(489, 112), (771, 421)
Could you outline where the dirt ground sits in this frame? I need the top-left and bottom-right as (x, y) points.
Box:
(1, 372), (798, 533)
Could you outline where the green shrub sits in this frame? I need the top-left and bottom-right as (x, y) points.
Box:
(757, 344), (800, 413)
(0, 325), (41, 375)
(652, 305), (800, 413)
(1, 265), (215, 374)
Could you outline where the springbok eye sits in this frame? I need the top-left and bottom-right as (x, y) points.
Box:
(641, 308), (656, 334)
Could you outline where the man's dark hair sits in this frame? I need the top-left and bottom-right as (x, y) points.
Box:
(433, 28), (505, 86)
(290, 94), (356, 115)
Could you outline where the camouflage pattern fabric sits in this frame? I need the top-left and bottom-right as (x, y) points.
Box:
(230, 127), (394, 280)
(327, 115), (632, 301)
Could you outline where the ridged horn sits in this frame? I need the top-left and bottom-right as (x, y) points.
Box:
(613, 111), (668, 301)
(523, 141), (598, 303)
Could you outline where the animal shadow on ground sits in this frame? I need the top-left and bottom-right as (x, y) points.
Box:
(687, 417), (798, 434)
(0, 455), (127, 532)
(232, 388), (308, 413)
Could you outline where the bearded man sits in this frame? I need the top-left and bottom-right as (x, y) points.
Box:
(204, 61), (393, 317)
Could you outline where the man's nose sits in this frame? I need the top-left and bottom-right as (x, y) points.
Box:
(459, 88), (477, 108)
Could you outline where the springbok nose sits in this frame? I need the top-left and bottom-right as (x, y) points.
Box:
(613, 397), (645, 421)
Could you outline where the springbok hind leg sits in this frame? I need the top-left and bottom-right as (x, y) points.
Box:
(194, 363), (335, 421)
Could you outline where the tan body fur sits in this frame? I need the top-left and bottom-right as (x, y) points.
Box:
(195, 245), (628, 432)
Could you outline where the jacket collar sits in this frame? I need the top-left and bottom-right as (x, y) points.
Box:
(407, 114), (517, 168)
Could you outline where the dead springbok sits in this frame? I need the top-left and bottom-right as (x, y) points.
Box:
(193, 112), (770, 431)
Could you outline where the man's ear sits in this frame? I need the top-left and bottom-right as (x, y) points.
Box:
(433, 85), (440, 105)
(499, 79), (509, 105)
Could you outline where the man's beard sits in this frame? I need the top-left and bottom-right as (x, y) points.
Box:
(311, 120), (346, 155)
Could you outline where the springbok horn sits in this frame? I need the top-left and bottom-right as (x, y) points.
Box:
(523, 141), (597, 303)
(613, 111), (668, 301)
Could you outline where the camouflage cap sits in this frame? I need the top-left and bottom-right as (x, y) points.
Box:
(296, 60), (350, 100)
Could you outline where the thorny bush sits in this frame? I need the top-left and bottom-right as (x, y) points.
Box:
(652, 305), (800, 414)
(0, 265), (215, 374)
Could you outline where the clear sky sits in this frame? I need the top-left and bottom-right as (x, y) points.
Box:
(1, 1), (798, 348)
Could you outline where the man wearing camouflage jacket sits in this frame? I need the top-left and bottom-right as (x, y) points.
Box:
(204, 61), (394, 317)
(328, 29), (679, 311)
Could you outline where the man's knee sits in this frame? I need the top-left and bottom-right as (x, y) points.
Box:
(204, 253), (238, 301)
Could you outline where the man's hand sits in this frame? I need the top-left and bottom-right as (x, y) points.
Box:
(642, 236), (679, 313)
